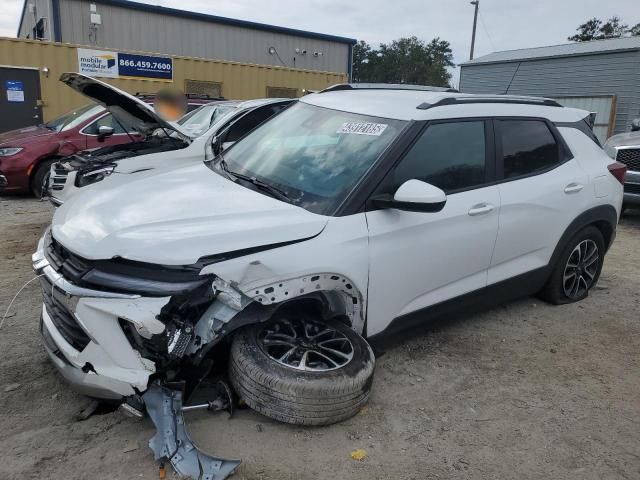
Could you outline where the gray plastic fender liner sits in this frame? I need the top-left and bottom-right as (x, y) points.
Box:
(143, 383), (240, 480)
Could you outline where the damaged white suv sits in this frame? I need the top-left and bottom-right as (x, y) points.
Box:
(33, 85), (625, 428)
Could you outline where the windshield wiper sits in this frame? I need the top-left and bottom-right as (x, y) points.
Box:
(219, 157), (290, 202)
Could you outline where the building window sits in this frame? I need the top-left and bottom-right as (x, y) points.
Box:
(184, 80), (222, 99)
(266, 86), (298, 98)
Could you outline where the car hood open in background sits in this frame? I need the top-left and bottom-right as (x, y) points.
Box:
(60, 72), (193, 140)
(51, 163), (328, 265)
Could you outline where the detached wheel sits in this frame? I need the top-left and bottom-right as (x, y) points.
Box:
(539, 226), (605, 304)
(31, 160), (54, 198)
(229, 314), (375, 426)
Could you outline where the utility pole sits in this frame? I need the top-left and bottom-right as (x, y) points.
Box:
(470, 0), (479, 60)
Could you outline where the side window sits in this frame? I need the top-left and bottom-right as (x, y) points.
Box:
(499, 120), (560, 179)
(393, 121), (486, 192)
(225, 105), (283, 143)
(84, 114), (129, 135)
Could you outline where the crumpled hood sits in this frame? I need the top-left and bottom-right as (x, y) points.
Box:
(605, 131), (640, 149)
(0, 125), (55, 145)
(52, 163), (328, 265)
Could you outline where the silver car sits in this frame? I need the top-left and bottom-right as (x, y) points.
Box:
(604, 119), (640, 208)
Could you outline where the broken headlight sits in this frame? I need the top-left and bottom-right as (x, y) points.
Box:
(75, 164), (116, 187)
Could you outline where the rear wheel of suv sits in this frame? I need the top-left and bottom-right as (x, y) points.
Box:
(31, 159), (55, 198)
(229, 313), (375, 426)
(539, 226), (605, 305)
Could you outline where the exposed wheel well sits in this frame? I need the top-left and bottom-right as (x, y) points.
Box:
(591, 219), (614, 250)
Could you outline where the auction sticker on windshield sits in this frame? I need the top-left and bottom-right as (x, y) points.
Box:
(337, 122), (388, 136)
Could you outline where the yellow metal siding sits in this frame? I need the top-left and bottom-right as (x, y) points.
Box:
(0, 36), (346, 121)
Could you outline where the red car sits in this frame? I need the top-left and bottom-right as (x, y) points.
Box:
(0, 95), (215, 197)
(0, 103), (141, 197)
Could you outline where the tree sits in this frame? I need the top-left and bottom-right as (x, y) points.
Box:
(568, 18), (602, 42)
(599, 16), (629, 38)
(630, 23), (640, 36)
(351, 36), (454, 87)
(569, 16), (631, 42)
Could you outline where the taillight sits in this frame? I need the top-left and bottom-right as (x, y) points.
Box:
(607, 161), (627, 185)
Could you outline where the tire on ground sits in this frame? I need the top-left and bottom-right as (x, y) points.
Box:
(229, 315), (375, 426)
(539, 225), (605, 305)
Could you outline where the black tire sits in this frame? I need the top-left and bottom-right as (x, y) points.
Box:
(539, 226), (605, 305)
(229, 314), (375, 426)
(31, 160), (54, 198)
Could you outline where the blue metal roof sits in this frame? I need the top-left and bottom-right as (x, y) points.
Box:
(35, 0), (358, 45)
(461, 36), (640, 66)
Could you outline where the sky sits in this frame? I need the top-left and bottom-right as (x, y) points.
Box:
(1, 0), (638, 86)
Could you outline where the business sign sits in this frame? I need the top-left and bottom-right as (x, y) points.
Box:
(118, 53), (173, 80)
(77, 48), (173, 81)
(77, 48), (119, 78)
(6, 80), (25, 102)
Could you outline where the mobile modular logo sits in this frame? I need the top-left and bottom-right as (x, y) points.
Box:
(77, 48), (119, 78)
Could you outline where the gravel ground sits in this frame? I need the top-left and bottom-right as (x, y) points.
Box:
(1, 196), (639, 480)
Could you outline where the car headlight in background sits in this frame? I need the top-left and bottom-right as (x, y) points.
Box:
(76, 164), (116, 187)
(0, 147), (23, 156)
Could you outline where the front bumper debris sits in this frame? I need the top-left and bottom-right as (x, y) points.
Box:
(143, 382), (240, 480)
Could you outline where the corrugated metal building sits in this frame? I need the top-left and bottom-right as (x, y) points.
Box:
(17, 0), (355, 76)
(459, 37), (640, 142)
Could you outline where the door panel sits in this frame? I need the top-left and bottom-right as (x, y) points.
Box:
(488, 119), (589, 285)
(0, 67), (42, 133)
(489, 160), (588, 284)
(366, 186), (501, 336)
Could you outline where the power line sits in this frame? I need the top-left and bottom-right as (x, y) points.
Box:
(478, 9), (496, 52)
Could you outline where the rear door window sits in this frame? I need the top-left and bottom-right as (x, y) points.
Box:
(499, 120), (561, 179)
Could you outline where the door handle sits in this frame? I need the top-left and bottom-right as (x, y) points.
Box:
(564, 182), (584, 194)
(468, 203), (494, 216)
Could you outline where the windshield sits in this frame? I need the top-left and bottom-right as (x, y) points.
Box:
(45, 104), (103, 132)
(178, 103), (238, 137)
(210, 102), (406, 215)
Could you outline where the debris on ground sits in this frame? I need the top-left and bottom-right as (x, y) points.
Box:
(350, 449), (368, 461)
(144, 383), (240, 480)
(4, 383), (21, 392)
(76, 400), (100, 421)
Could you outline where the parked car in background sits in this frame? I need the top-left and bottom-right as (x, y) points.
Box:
(604, 118), (640, 208)
(0, 85), (212, 198)
(48, 75), (293, 206)
(34, 86), (623, 428)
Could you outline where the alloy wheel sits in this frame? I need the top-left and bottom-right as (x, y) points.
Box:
(563, 239), (599, 299)
(258, 318), (354, 372)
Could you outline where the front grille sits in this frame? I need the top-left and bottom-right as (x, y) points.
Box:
(45, 233), (91, 283)
(624, 183), (640, 195)
(616, 148), (640, 172)
(49, 165), (69, 191)
(40, 275), (91, 351)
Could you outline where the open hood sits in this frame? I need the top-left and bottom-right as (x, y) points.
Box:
(60, 72), (192, 140)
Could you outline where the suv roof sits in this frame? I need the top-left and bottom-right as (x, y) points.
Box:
(302, 89), (588, 124)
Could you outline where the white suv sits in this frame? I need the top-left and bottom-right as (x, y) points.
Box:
(33, 85), (625, 428)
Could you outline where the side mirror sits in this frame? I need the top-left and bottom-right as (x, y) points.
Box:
(371, 179), (447, 213)
(211, 135), (222, 156)
(631, 118), (640, 132)
(97, 125), (115, 142)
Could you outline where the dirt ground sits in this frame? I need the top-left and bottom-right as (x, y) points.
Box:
(1, 196), (639, 480)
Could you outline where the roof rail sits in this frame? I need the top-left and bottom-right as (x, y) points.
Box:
(320, 83), (459, 93)
(416, 95), (562, 110)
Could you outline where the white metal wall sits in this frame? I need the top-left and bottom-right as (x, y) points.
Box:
(552, 95), (616, 143)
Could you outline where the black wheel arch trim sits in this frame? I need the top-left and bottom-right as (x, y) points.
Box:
(548, 205), (617, 271)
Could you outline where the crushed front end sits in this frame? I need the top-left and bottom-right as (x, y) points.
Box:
(32, 230), (219, 401)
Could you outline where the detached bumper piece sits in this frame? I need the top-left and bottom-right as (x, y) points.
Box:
(143, 383), (240, 480)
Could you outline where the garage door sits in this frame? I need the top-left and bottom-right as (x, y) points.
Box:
(552, 95), (616, 144)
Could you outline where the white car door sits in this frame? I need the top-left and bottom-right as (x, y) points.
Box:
(365, 120), (501, 336)
(488, 119), (589, 285)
